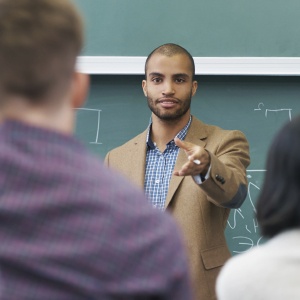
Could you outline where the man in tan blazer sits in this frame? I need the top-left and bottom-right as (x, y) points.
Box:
(105, 43), (250, 300)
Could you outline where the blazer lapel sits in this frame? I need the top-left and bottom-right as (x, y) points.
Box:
(165, 117), (207, 208)
(129, 131), (148, 189)
(164, 149), (186, 208)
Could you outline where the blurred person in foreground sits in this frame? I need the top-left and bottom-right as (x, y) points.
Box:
(0, 0), (193, 299)
(216, 115), (300, 300)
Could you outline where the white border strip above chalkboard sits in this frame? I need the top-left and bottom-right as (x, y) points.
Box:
(76, 56), (300, 75)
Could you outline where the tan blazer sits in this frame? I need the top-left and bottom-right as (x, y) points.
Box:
(105, 116), (250, 300)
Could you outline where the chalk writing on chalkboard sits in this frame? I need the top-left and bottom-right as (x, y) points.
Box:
(227, 106), (293, 254)
(227, 170), (265, 254)
(254, 102), (292, 121)
(76, 108), (102, 144)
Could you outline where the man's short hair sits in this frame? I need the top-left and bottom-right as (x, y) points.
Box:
(0, 0), (83, 102)
(144, 43), (195, 79)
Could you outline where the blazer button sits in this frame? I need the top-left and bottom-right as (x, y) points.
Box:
(216, 174), (226, 185)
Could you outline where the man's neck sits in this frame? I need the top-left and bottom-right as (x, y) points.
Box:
(0, 98), (74, 135)
(150, 113), (191, 152)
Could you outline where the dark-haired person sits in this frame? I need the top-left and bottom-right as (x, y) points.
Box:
(105, 43), (250, 300)
(216, 115), (300, 300)
(0, 1), (193, 299)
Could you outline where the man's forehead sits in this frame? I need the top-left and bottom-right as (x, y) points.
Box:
(146, 53), (193, 76)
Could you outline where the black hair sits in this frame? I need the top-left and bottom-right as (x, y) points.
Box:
(144, 43), (195, 79)
(256, 115), (300, 237)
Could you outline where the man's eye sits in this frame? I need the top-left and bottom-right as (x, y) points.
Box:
(176, 78), (185, 83)
(152, 78), (162, 83)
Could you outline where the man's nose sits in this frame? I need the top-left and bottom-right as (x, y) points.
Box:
(162, 81), (175, 95)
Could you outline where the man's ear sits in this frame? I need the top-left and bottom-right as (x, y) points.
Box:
(192, 80), (198, 97)
(142, 80), (147, 97)
(70, 72), (90, 109)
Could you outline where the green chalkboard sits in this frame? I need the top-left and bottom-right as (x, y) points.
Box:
(73, 0), (300, 57)
(75, 75), (300, 255)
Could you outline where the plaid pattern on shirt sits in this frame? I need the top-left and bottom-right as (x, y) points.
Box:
(0, 120), (192, 300)
(145, 116), (192, 210)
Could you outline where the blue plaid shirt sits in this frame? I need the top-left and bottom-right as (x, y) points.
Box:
(145, 116), (192, 210)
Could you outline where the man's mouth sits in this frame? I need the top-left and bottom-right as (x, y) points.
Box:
(157, 98), (179, 108)
(158, 98), (179, 104)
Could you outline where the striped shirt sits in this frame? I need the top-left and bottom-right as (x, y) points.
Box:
(144, 116), (192, 210)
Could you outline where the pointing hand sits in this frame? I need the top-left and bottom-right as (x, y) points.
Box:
(173, 137), (211, 177)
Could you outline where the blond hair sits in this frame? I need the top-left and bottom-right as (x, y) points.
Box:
(0, 0), (83, 102)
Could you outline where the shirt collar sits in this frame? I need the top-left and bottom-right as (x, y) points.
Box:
(146, 115), (192, 149)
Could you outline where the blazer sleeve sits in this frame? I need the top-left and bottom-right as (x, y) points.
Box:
(200, 129), (250, 208)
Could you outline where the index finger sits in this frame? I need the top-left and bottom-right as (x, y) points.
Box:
(174, 137), (193, 151)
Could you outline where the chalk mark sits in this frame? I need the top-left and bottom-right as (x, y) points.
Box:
(76, 108), (102, 144)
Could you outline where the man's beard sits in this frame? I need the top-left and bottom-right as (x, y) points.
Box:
(147, 94), (192, 121)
